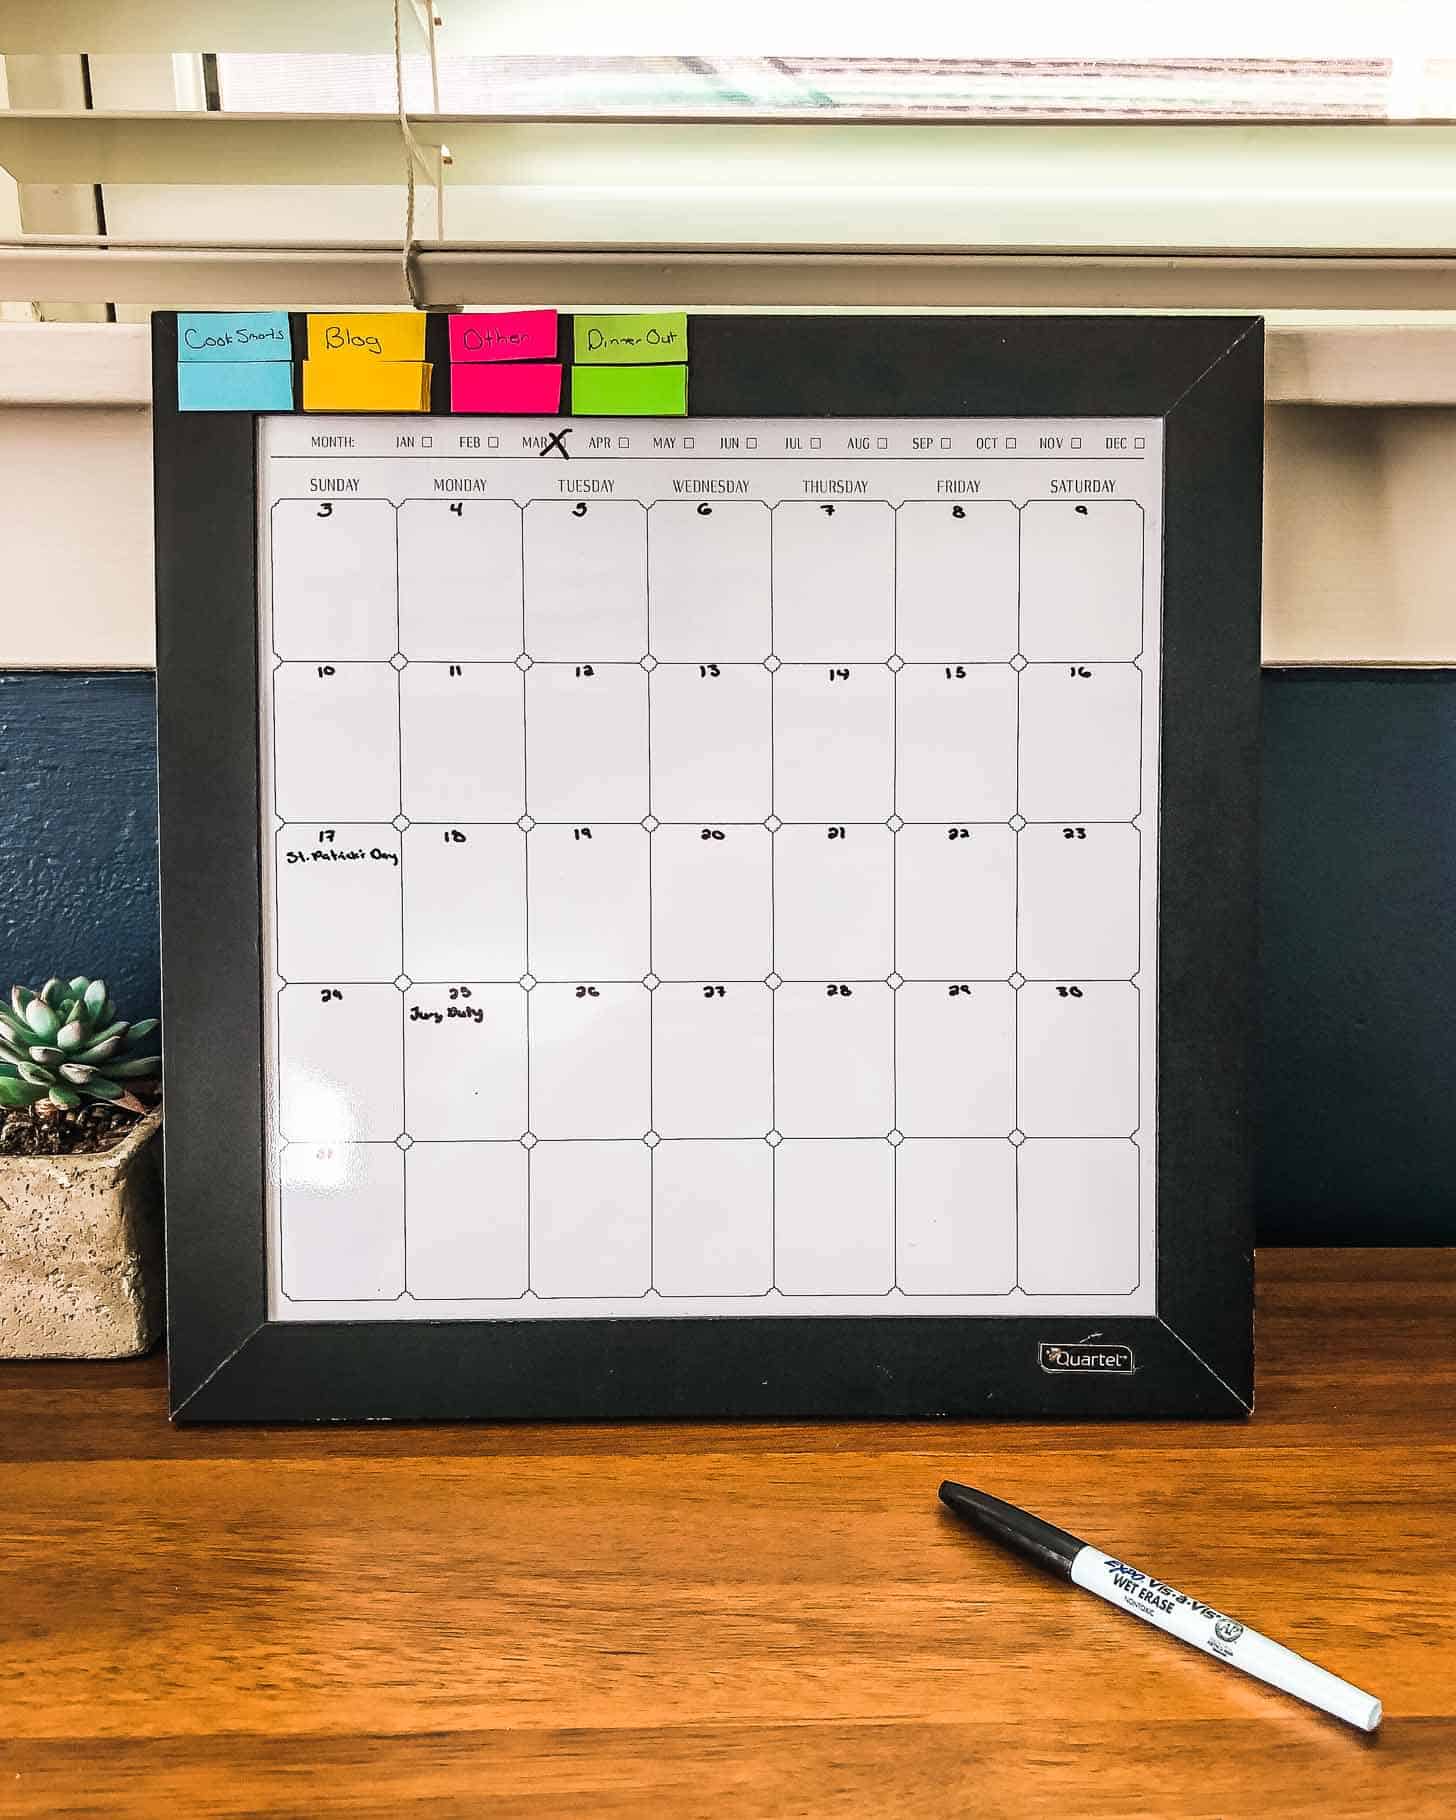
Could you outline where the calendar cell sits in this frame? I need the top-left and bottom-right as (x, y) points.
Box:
(273, 662), (400, 823)
(894, 824), (1016, 981)
(772, 824), (894, 981)
(400, 662), (524, 823)
(1018, 663), (1141, 822)
(280, 1141), (403, 1301)
(405, 1142), (529, 1299)
(773, 663), (893, 823)
(1017, 982), (1139, 1137)
(894, 982), (1015, 1137)
(271, 499), (398, 660)
(647, 500), (771, 661)
(895, 501), (1019, 661)
(651, 983), (772, 1138)
(1018, 822), (1140, 979)
(774, 1139), (893, 1295)
(530, 1140), (651, 1298)
(772, 502), (894, 661)
(650, 826), (772, 981)
(525, 663), (648, 823)
(276, 827), (401, 983)
(1020, 500), (1143, 661)
(649, 663), (771, 823)
(1017, 1138), (1139, 1294)
(404, 984), (527, 1141)
(523, 500), (647, 660)
(278, 983), (403, 1143)
(529, 824), (649, 980)
(652, 1140), (774, 1297)
(895, 664), (1017, 823)
(529, 983), (650, 1139)
(402, 825), (525, 980)
(397, 499), (523, 660)
(896, 1140), (1016, 1295)
(774, 983), (893, 1137)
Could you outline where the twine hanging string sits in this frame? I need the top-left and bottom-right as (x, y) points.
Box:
(392, 0), (446, 309)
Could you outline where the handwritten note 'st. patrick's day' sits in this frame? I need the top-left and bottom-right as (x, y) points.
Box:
(573, 313), (688, 365)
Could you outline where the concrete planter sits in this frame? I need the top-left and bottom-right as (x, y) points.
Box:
(0, 1108), (163, 1358)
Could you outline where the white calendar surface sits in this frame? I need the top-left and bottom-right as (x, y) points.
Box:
(259, 416), (1163, 1322)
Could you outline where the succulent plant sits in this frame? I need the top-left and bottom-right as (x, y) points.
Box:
(0, 976), (160, 1113)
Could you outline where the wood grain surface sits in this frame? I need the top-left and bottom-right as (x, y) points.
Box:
(2, 1248), (1453, 1819)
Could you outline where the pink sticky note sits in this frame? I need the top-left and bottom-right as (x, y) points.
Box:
(449, 309), (558, 363)
(451, 363), (563, 413)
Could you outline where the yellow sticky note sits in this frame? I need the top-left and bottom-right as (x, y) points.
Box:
(302, 361), (433, 412)
(306, 313), (427, 362)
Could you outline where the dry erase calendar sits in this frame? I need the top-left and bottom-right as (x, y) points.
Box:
(260, 418), (1161, 1322)
(153, 313), (1260, 1421)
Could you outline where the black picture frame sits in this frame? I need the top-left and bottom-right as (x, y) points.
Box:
(153, 311), (1261, 1422)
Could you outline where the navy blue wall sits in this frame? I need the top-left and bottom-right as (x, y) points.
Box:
(0, 673), (160, 1021)
(1259, 671), (1456, 1243)
(2, 668), (1452, 1241)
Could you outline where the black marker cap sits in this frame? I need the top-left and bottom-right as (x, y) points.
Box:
(938, 1481), (1086, 1580)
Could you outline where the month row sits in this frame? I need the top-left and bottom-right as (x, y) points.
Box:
(278, 979), (1141, 1142)
(274, 822), (1141, 982)
(270, 496), (1145, 664)
(278, 1135), (1140, 1302)
(274, 660), (1143, 825)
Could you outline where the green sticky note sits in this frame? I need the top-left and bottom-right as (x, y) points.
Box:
(571, 365), (687, 416)
(574, 312), (688, 365)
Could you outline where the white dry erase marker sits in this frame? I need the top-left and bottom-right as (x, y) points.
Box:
(939, 1481), (1382, 1732)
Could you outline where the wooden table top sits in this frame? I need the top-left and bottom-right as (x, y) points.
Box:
(3, 1248), (1453, 1818)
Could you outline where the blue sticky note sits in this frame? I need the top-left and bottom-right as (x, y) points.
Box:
(177, 361), (294, 412)
(177, 311), (292, 362)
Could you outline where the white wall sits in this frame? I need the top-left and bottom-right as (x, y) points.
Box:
(0, 402), (153, 666)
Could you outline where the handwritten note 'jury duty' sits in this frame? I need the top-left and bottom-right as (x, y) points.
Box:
(573, 313), (688, 365)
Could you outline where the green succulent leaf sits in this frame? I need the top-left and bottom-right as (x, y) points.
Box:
(56, 1020), (89, 1054)
(39, 978), (64, 1009)
(17, 1061), (55, 1087)
(24, 999), (60, 1041)
(0, 1078), (45, 1108)
(0, 1060), (20, 1079)
(82, 1020), (128, 1048)
(83, 980), (107, 1020)
(126, 1018), (160, 1043)
(0, 1029), (28, 1060)
(75, 1034), (126, 1063)
(108, 1055), (161, 1079)
(27, 1045), (64, 1065)
(47, 1084), (82, 1109)
(58, 1062), (97, 1085)
(67, 976), (90, 994)
(0, 1005), (30, 1039)
(79, 1076), (124, 1101)
(11, 985), (33, 1017)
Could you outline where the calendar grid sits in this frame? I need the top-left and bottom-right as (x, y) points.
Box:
(259, 422), (1162, 1320)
